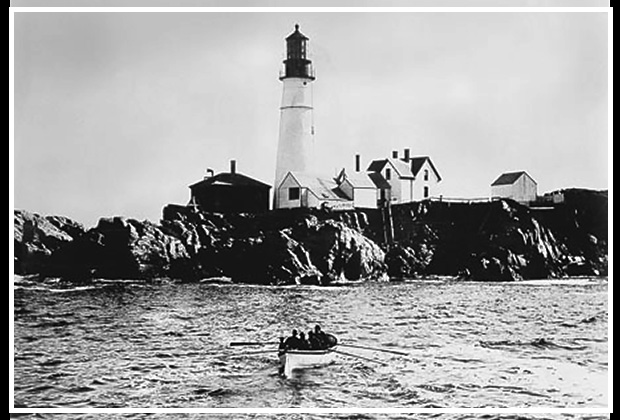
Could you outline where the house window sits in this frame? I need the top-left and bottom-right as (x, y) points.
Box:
(424, 169), (429, 181)
(424, 186), (429, 198)
(385, 168), (391, 180)
(288, 187), (300, 201)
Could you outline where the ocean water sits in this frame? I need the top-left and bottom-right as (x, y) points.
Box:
(6, 415), (613, 420)
(12, 277), (608, 409)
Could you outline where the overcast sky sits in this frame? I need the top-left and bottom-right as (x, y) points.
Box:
(12, 10), (609, 227)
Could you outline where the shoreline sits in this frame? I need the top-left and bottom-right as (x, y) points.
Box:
(12, 272), (608, 288)
(13, 188), (608, 286)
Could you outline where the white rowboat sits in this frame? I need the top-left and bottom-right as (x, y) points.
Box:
(279, 346), (338, 377)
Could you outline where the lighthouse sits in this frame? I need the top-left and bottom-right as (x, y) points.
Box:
(274, 24), (316, 206)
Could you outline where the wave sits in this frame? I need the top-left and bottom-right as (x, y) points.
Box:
(479, 337), (587, 351)
(14, 284), (102, 293)
(516, 278), (605, 286)
(417, 381), (552, 400)
(559, 311), (607, 328)
(14, 279), (150, 293)
(578, 311), (607, 324)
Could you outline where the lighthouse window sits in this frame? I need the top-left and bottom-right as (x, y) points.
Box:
(288, 187), (300, 201)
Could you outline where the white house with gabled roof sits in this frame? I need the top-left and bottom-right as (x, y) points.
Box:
(408, 156), (442, 201)
(367, 158), (415, 204)
(366, 150), (442, 204)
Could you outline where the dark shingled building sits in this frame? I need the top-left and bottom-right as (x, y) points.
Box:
(189, 161), (271, 213)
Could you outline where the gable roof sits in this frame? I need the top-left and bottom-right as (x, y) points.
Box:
(368, 172), (391, 190)
(344, 174), (377, 189)
(367, 159), (388, 173)
(367, 158), (415, 179)
(388, 158), (415, 179)
(283, 172), (349, 201)
(491, 171), (537, 186)
(336, 168), (376, 189)
(409, 156), (442, 182)
(190, 172), (271, 190)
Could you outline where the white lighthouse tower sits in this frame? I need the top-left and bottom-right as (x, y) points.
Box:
(274, 24), (316, 206)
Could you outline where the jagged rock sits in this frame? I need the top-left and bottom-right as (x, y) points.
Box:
(467, 252), (523, 282)
(50, 217), (194, 280)
(464, 200), (565, 280)
(295, 220), (386, 283)
(216, 230), (322, 285)
(13, 188), (608, 284)
(536, 188), (608, 276)
(162, 209), (386, 285)
(13, 210), (85, 275)
(385, 244), (433, 278)
(388, 199), (569, 281)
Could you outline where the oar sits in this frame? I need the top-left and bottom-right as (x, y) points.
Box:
(229, 349), (276, 357)
(206, 349), (276, 358)
(333, 349), (388, 366)
(339, 343), (409, 356)
(229, 341), (278, 347)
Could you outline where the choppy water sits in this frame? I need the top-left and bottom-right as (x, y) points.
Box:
(6, 415), (613, 420)
(12, 276), (608, 409)
(5, 415), (614, 420)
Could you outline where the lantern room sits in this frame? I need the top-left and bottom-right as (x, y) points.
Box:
(280, 24), (315, 80)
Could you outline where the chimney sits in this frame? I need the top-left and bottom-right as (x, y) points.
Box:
(392, 150), (398, 159)
(355, 154), (361, 172)
(404, 148), (410, 161)
(205, 168), (214, 179)
(230, 159), (236, 174)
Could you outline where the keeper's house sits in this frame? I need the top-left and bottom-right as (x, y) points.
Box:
(189, 160), (271, 213)
(367, 149), (442, 205)
(490, 171), (537, 204)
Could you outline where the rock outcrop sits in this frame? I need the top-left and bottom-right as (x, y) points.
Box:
(47, 217), (194, 280)
(13, 188), (607, 284)
(386, 191), (607, 281)
(288, 218), (386, 284)
(534, 189), (608, 277)
(159, 207), (386, 285)
(13, 210), (85, 275)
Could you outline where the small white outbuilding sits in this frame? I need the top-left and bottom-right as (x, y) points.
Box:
(276, 171), (353, 210)
(490, 171), (538, 204)
(335, 169), (379, 209)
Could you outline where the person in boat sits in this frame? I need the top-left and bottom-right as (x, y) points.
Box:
(325, 332), (338, 348)
(308, 330), (321, 350)
(283, 329), (301, 351)
(313, 325), (328, 349)
(314, 325), (337, 349)
(298, 332), (310, 350)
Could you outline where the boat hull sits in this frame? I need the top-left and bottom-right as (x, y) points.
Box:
(279, 347), (337, 377)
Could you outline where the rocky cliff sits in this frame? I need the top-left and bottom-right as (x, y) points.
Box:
(13, 207), (386, 285)
(13, 188), (607, 284)
(14, 210), (85, 276)
(385, 188), (607, 281)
